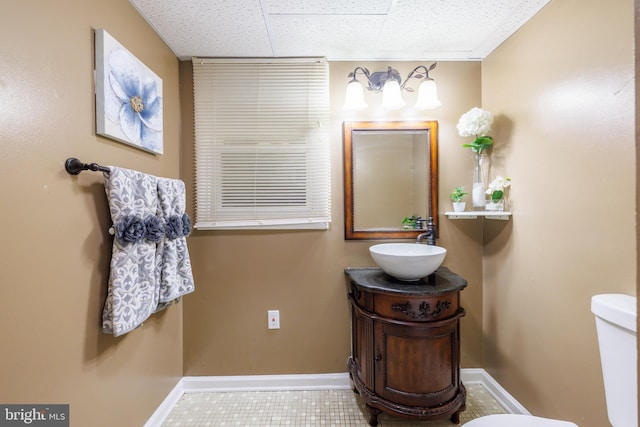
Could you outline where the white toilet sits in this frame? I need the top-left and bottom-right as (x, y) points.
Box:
(465, 293), (637, 427)
(463, 414), (577, 426)
(592, 294), (637, 427)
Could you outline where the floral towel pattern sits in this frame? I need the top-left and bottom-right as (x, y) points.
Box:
(156, 177), (194, 310)
(102, 167), (194, 337)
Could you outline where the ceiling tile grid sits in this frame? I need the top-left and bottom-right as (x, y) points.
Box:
(129, 0), (551, 60)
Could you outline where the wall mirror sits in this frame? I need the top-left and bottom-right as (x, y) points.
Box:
(343, 121), (438, 240)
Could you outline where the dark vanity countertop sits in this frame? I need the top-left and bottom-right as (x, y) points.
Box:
(344, 267), (467, 296)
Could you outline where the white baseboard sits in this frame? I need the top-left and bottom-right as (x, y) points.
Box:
(182, 372), (352, 392)
(143, 379), (185, 427)
(144, 369), (528, 426)
(461, 368), (531, 415)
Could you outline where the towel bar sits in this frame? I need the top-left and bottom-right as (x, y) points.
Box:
(64, 158), (110, 175)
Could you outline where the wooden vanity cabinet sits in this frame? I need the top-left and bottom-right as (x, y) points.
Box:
(346, 267), (467, 426)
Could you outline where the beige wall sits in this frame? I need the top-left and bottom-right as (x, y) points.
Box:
(481, 0), (635, 425)
(0, 1), (183, 425)
(180, 60), (486, 375)
(1, 1), (636, 426)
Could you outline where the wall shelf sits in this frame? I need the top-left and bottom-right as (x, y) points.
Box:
(444, 211), (512, 220)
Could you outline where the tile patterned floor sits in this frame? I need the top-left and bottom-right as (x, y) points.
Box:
(161, 383), (507, 426)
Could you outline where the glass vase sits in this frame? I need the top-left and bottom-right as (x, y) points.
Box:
(471, 152), (490, 209)
(485, 198), (505, 211)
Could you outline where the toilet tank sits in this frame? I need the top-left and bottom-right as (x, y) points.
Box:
(591, 294), (637, 427)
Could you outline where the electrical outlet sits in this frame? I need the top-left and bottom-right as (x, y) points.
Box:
(268, 310), (280, 329)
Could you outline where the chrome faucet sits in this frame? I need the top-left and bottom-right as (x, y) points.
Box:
(416, 217), (436, 245)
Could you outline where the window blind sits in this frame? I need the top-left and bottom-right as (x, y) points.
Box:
(192, 58), (331, 230)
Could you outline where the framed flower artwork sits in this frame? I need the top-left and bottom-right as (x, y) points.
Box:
(95, 29), (163, 155)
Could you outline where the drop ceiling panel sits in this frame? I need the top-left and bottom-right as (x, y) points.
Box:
(130, 0), (274, 57)
(262, 0), (394, 15)
(267, 15), (388, 59)
(375, 0), (502, 59)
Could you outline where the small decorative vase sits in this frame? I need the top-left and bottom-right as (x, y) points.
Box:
(452, 202), (466, 212)
(485, 198), (505, 211)
(472, 152), (490, 209)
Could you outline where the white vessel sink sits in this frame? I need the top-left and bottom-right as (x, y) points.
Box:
(369, 243), (447, 281)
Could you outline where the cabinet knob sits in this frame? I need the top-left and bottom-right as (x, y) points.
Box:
(375, 354), (382, 362)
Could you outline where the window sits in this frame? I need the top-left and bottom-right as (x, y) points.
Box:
(192, 58), (331, 230)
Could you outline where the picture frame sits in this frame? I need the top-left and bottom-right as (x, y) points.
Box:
(95, 28), (163, 155)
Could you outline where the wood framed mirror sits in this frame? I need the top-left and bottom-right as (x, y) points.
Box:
(343, 121), (438, 240)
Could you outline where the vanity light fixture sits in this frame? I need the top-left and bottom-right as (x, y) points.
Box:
(343, 63), (441, 111)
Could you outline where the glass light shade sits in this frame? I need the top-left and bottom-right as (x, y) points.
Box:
(415, 79), (442, 109)
(381, 80), (405, 110)
(343, 81), (368, 110)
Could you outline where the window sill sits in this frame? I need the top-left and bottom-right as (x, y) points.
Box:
(195, 222), (330, 231)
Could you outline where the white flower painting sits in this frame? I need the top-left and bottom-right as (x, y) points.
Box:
(95, 29), (163, 154)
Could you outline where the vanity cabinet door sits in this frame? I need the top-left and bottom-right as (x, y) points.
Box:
(374, 316), (461, 407)
(351, 303), (375, 390)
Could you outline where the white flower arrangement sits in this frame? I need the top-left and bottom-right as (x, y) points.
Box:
(485, 176), (511, 201)
(457, 107), (494, 153)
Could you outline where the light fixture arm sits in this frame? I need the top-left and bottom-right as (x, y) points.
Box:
(348, 66), (403, 93)
(347, 66), (371, 83)
(400, 63), (437, 91)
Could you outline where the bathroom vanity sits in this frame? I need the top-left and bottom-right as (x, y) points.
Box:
(345, 267), (467, 426)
